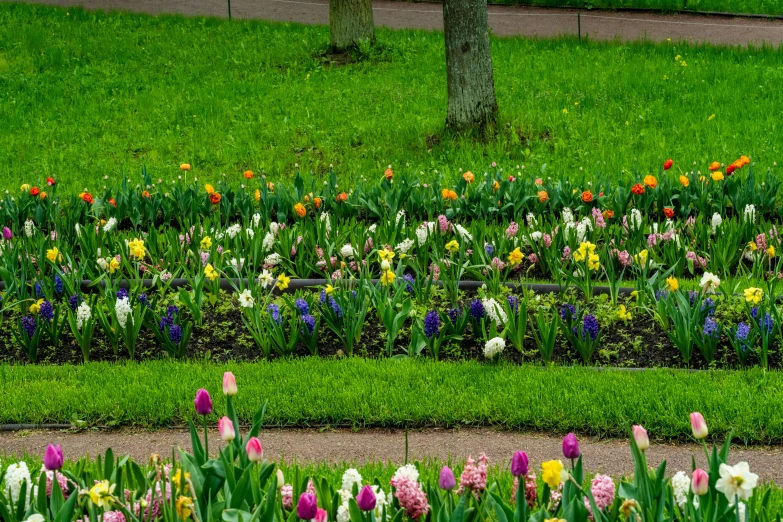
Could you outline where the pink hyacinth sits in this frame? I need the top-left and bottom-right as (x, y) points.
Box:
(200, 251), (210, 266)
(316, 260), (327, 270)
(331, 269), (343, 280)
(584, 474), (615, 514)
(306, 478), (316, 495)
(527, 253), (538, 264)
(685, 216), (696, 231)
(612, 249), (632, 267)
(756, 233), (768, 252)
(44, 470), (70, 497)
(437, 215), (450, 233)
(281, 484), (294, 510)
(457, 454), (488, 495)
(391, 476), (430, 519)
(647, 234), (659, 248)
(505, 222), (519, 238)
(510, 471), (537, 508)
(591, 207), (606, 229)
(491, 257), (505, 270)
(133, 481), (171, 520)
(429, 263), (440, 281)
(543, 234), (552, 248)
(364, 237), (374, 254)
(686, 251), (707, 269)
(661, 230), (675, 242)
(315, 245), (325, 259)
(85, 512), (125, 522)
(562, 246), (571, 261)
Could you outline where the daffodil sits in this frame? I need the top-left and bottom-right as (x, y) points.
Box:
(541, 460), (565, 489)
(276, 273), (290, 291)
(378, 249), (395, 262)
(744, 287), (763, 305)
(204, 263), (218, 281)
(200, 236), (212, 250)
(89, 480), (115, 509)
(380, 270), (396, 286)
(171, 469), (190, 493)
(768, 246), (776, 258)
(665, 275), (679, 292)
(108, 257), (120, 274)
(29, 298), (44, 314)
(618, 305), (632, 321)
(445, 240), (459, 253)
(324, 284), (335, 295)
(127, 238), (145, 260)
(635, 250), (649, 265)
(507, 247), (524, 266)
(573, 242), (596, 263)
(748, 241), (757, 252)
(258, 269), (274, 288)
(587, 252), (600, 271)
(176, 496), (194, 520)
(46, 247), (62, 263)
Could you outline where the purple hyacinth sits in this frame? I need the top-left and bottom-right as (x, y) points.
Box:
(116, 288), (129, 300)
(35, 281), (42, 298)
(328, 296), (342, 318)
(21, 316), (36, 337)
(402, 273), (415, 293)
(484, 244), (495, 256)
(734, 322), (751, 347)
(169, 324), (182, 345)
(301, 314), (316, 335)
(267, 303), (282, 325)
(761, 312), (774, 334)
(703, 317), (719, 339)
(424, 310), (440, 338)
(39, 301), (54, 322)
(447, 308), (461, 325)
(689, 291), (699, 306)
(469, 299), (484, 320)
(319, 290), (327, 304)
(751, 307), (759, 320)
(702, 298), (715, 315)
(138, 293), (149, 307)
(68, 294), (80, 311)
(295, 298), (310, 316)
(581, 314), (599, 341)
(53, 274), (63, 295)
(507, 295), (519, 314)
(655, 289), (668, 302)
(560, 304), (576, 321)
(167, 305), (179, 318)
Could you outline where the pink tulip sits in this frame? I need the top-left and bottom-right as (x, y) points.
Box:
(246, 437), (263, 462)
(692, 469), (709, 496)
(690, 412), (708, 439)
(218, 416), (235, 442)
(632, 425), (649, 451)
(223, 372), (237, 396)
(315, 508), (328, 522)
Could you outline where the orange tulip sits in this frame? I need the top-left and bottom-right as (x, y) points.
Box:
(294, 203), (306, 218)
(209, 193), (222, 205)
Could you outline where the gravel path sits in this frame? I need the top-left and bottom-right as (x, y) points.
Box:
(6, 0), (783, 46)
(2, 427), (782, 481)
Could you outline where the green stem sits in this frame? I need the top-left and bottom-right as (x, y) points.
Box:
(204, 417), (209, 459)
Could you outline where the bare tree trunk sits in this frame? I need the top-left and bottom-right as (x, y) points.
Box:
(330, 0), (375, 52)
(442, 0), (498, 132)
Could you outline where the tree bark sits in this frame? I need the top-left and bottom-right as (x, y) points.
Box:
(330, 0), (375, 52)
(442, 0), (498, 132)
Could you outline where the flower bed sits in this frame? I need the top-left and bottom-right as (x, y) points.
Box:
(1, 375), (778, 522)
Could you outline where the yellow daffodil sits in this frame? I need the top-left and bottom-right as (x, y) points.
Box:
(744, 287), (763, 305)
(445, 240), (459, 253)
(276, 273), (290, 291)
(127, 238), (145, 260)
(748, 241), (757, 252)
(587, 252), (600, 271)
(507, 247), (524, 266)
(541, 460), (565, 489)
(325, 284), (335, 295)
(630, 290), (639, 299)
(176, 496), (194, 520)
(46, 247), (62, 263)
(29, 298), (44, 314)
(380, 270), (396, 286)
(204, 263), (218, 281)
(108, 257), (120, 274)
(635, 250), (649, 265)
(665, 275), (679, 292)
(89, 480), (115, 509)
(378, 250), (395, 262)
(618, 305), (632, 321)
(573, 242), (596, 263)
(171, 469), (191, 494)
(200, 236), (212, 250)
(768, 246), (776, 258)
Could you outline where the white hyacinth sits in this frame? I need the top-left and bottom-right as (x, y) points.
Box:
(320, 212), (331, 233)
(416, 224), (429, 246)
(103, 217), (117, 233)
(367, 223), (377, 234)
(483, 337), (506, 358)
(629, 209), (642, 231)
(671, 471), (692, 510)
(392, 463), (419, 483)
(340, 243), (356, 259)
(253, 213), (262, 228)
(341, 468), (363, 492)
(576, 217), (593, 243)
(561, 207), (574, 225)
(245, 228), (254, 239)
(482, 298), (508, 327)
(744, 204), (756, 224)
(226, 223), (242, 239)
(396, 209), (406, 227)
(454, 223), (473, 241)
(711, 212), (723, 234)
(396, 238), (414, 254)
(115, 297), (133, 328)
(264, 253), (282, 266)
(76, 302), (91, 330)
(238, 289), (254, 308)
(75, 223), (82, 237)
(262, 232), (275, 252)
(24, 219), (35, 237)
(3, 462), (32, 506)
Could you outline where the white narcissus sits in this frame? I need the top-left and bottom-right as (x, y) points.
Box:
(715, 462), (758, 502)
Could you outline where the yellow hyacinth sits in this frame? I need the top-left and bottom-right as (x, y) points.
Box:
(204, 263), (218, 281)
(380, 270), (396, 286)
(744, 287), (763, 305)
(507, 247), (524, 266)
(445, 240), (460, 253)
(541, 460), (565, 489)
(665, 275), (679, 292)
(276, 273), (291, 291)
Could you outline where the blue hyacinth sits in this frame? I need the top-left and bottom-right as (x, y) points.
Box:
(301, 314), (316, 335)
(54, 274), (63, 295)
(116, 288), (129, 300)
(701, 298), (715, 315)
(167, 305), (179, 319)
(507, 295), (519, 314)
(138, 293), (149, 307)
(447, 307), (461, 325)
(69, 295), (80, 311)
(35, 281), (42, 298)
(402, 273), (415, 293)
(267, 303), (282, 325)
(328, 296), (342, 318)
(761, 312), (774, 334)
(39, 301), (54, 322)
(169, 324), (183, 345)
(469, 299), (484, 321)
(319, 290), (327, 304)
(560, 304), (576, 321)
(581, 314), (599, 341)
(703, 317), (719, 339)
(424, 310), (440, 338)
(295, 298), (310, 316)
(484, 244), (495, 256)
(21, 316), (36, 337)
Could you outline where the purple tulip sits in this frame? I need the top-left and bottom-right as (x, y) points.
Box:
(439, 466), (456, 490)
(2, 227), (12, 241)
(562, 433), (580, 459)
(356, 485), (377, 512)
(44, 444), (63, 470)
(297, 492), (318, 520)
(511, 451), (529, 477)
(193, 388), (213, 415)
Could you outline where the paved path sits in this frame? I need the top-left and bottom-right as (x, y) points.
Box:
(2, 428), (783, 482)
(7, 0), (783, 46)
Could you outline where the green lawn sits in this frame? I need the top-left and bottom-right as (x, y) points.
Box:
(4, 359), (783, 444)
(0, 3), (781, 192)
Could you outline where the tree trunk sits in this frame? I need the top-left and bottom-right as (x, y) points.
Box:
(442, 0), (498, 132)
(330, 0), (375, 52)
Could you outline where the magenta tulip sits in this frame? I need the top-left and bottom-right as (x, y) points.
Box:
(692, 469), (709, 496)
(193, 388), (213, 415)
(223, 372), (237, 396)
(690, 412), (708, 439)
(297, 492), (318, 520)
(562, 433), (580, 459)
(439, 466), (456, 490)
(2, 227), (12, 241)
(44, 444), (63, 471)
(511, 451), (529, 477)
(356, 485), (377, 511)
(633, 425), (649, 451)
(246, 437), (263, 462)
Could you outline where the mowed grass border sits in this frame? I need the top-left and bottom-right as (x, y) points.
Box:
(2, 359), (781, 444)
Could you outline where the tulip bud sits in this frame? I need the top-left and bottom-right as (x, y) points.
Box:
(356, 485), (377, 512)
(2, 227), (12, 241)
(246, 437), (264, 462)
(632, 425), (649, 451)
(511, 451), (529, 477)
(439, 466), (456, 490)
(297, 492), (318, 520)
(44, 444), (63, 471)
(315, 508), (328, 522)
(562, 433), (580, 459)
(692, 469), (709, 496)
(663, 159), (673, 171)
(223, 372), (237, 396)
(218, 416), (235, 442)
(690, 412), (708, 439)
(277, 469), (285, 487)
(193, 388), (213, 416)
(380, 260), (391, 271)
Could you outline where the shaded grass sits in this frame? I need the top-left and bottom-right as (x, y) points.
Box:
(0, 3), (782, 192)
(3, 359), (783, 444)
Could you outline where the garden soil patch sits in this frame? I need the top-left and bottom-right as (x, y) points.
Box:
(3, 427), (783, 482)
(8, 0), (783, 46)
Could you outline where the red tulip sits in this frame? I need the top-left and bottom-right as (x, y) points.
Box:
(663, 159), (673, 170)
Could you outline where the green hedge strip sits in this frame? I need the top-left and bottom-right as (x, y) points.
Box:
(2, 359), (781, 443)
